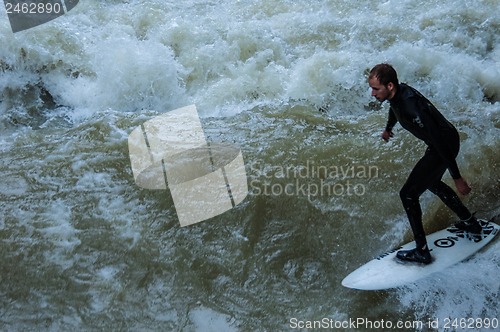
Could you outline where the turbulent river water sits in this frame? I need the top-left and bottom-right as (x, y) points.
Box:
(1, 0), (499, 330)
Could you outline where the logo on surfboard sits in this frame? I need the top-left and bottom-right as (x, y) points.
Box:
(434, 221), (497, 247)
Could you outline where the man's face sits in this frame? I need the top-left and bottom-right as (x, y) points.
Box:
(369, 77), (394, 102)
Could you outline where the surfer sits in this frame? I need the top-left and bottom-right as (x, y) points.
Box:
(368, 63), (482, 264)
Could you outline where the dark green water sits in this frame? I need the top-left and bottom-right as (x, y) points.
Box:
(1, 0), (499, 330)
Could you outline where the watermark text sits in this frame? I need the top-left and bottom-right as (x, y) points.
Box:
(249, 160), (379, 201)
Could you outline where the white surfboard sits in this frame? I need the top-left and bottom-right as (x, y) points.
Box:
(342, 219), (499, 290)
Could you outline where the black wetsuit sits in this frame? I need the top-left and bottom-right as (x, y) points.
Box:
(387, 83), (471, 249)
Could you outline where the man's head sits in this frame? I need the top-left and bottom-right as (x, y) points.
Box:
(368, 63), (398, 102)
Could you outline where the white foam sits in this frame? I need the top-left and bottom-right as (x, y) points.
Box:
(39, 199), (81, 270)
(0, 175), (29, 197)
(57, 38), (187, 112)
(398, 240), (500, 322)
(1, 0), (497, 119)
(189, 307), (238, 332)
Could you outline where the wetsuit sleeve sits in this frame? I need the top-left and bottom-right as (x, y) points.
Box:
(402, 98), (462, 179)
(433, 140), (462, 179)
(446, 156), (462, 179)
(385, 108), (397, 132)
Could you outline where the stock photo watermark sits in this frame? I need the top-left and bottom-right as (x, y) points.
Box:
(127, 106), (378, 226)
(4, 0), (79, 33)
(128, 105), (249, 227)
(248, 160), (379, 201)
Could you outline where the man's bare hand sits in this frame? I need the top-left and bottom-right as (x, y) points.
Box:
(454, 177), (472, 195)
(381, 130), (394, 142)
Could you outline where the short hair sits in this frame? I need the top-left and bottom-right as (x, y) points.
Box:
(369, 63), (399, 87)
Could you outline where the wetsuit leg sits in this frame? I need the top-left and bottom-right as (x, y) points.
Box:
(399, 148), (447, 249)
(428, 181), (472, 220)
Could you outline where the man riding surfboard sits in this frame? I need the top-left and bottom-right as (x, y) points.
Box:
(368, 63), (482, 264)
